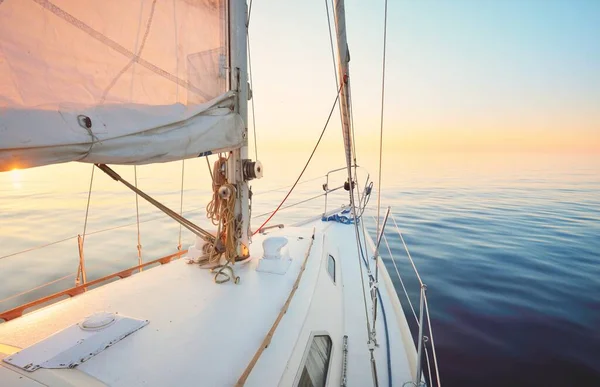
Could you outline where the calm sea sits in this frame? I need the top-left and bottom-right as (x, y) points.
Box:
(1, 151), (599, 386)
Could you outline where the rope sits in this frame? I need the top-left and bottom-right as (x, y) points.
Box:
(252, 83), (343, 235)
(199, 156), (239, 282)
(206, 156), (228, 226)
(205, 181), (238, 283)
(376, 0), (389, 242)
(134, 166), (143, 269)
(76, 165), (94, 286)
(221, 183), (237, 263)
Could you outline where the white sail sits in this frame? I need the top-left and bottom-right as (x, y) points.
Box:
(0, 0), (242, 171)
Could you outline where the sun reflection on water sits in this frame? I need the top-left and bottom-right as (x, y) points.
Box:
(10, 168), (22, 189)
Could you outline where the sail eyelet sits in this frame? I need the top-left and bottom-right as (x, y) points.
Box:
(77, 115), (92, 129)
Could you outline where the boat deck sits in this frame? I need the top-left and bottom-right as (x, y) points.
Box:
(0, 217), (417, 386)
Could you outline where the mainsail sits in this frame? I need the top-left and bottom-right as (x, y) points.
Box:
(0, 0), (242, 171)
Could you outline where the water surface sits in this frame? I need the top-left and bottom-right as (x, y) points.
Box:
(1, 152), (598, 386)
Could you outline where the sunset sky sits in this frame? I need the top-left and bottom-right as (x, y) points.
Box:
(249, 0), (600, 154)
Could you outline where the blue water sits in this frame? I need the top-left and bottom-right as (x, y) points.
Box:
(371, 154), (600, 387)
(1, 152), (599, 386)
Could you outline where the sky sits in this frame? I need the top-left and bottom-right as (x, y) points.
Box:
(248, 0), (600, 154)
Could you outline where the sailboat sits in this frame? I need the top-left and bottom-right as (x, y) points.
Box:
(0, 1), (440, 386)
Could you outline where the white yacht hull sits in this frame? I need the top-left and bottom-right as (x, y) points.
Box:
(0, 215), (418, 386)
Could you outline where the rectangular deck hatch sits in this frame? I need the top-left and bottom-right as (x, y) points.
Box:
(3, 313), (148, 372)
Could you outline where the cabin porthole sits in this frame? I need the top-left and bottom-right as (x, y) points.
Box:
(295, 334), (333, 387)
(327, 254), (336, 284)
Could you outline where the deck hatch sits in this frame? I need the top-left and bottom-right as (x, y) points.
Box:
(2, 313), (148, 372)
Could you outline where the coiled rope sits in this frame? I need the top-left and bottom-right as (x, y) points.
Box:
(197, 156), (240, 283)
(206, 156), (228, 226)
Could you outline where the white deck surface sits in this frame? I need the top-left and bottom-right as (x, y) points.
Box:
(0, 218), (417, 386)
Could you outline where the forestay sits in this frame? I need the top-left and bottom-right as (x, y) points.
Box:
(0, 0), (243, 171)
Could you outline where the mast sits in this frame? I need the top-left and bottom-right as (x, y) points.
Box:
(332, 1), (380, 385)
(228, 0), (251, 258)
(332, 0), (354, 176)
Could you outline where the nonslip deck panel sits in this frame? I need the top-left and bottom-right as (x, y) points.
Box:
(0, 222), (417, 386)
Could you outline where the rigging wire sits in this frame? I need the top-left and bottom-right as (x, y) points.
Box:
(356, 220), (392, 387)
(252, 83), (343, 235)
(205, 156), (214, 181)
(178, 160), (185, 250)
(134, 166), (143, 270)
(0, 236), (76, 261)
(246, 0), (258, 161)
(252, 185), (343, 219)
(253, 175), (324, 196)
(247, 31), (258, 160)
(325, 0), (341, 91)
(0, 172), (337, 263)
(376, 0), (389, 242)
(327, 1), (383, 383)
(247, 0), (253, 27)
(328, 0), (374, 355)
(324, 0), (346, 162)
(96, 164), (215, 242)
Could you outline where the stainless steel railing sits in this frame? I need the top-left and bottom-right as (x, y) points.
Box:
(375, 212), (441, 387)
(322, 164), (365, 215)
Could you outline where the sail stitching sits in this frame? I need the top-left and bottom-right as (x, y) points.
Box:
(100, 0), (158, 104)
(31, 0), (212, 100)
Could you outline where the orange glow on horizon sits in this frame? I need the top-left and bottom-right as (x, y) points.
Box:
(259, 127), (600, 155)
